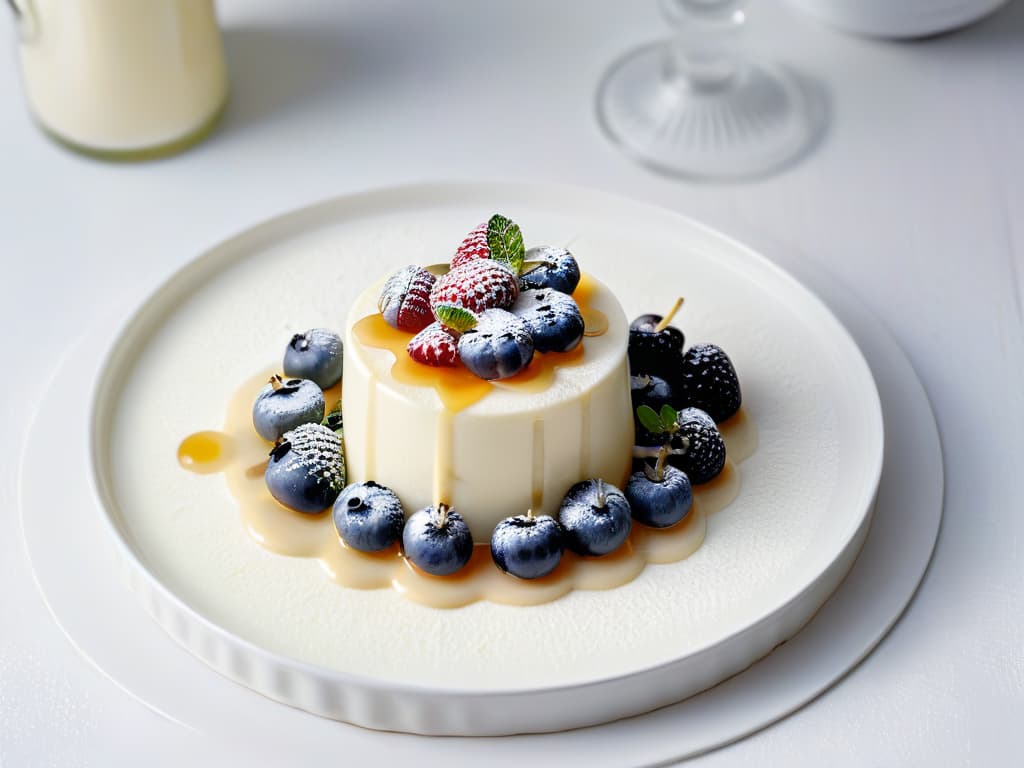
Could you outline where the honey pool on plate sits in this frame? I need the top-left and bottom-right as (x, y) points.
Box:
(179, 373), (756, 609)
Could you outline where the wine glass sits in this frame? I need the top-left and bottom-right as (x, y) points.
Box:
(596, 0), (818, 180)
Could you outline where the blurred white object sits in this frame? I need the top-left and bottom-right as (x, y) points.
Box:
(9, 0), (228, 159)
(596, 0), (818, 181)
(787, 0), (1008, 38)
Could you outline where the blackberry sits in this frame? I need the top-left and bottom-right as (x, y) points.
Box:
(668, 408), (726, 484)
(679, 343), (741, 423)
(628, 312), (685, 381)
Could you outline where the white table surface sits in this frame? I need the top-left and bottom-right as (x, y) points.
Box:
(2, 1), (1021, 765)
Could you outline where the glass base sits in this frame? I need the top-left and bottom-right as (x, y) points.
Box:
(597, 41), (817, 181)
(36, 97), (227, 163)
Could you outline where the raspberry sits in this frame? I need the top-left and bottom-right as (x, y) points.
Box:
(451, 221), (490, 269)
(407, 322), (459, 367)
(430, 260), (519, 317)
(378, 265), (436, 333)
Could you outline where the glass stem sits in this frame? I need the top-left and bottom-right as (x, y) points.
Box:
(662, 0), (745, 89)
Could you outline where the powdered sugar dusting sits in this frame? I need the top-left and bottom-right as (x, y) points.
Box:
(378, 265), (435, 332)
(430, 259), (519, 315)
(450, 221), (490, 269)
(281, 423), (346, 492)
(407, 321), (459, 366)
(512, 288), (585, 353)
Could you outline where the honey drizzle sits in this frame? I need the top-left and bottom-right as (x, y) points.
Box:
(575, 275), (609, 337)
(351, 274), (609, 415)
(530, 419), (545, 513)
(174, 269), (758, 609)
(177, 368), (757, 609)
(364, 377), (377, 479)
(433, 410), (455, 507)
(354, 312), (491, 413)
(579, 391), (592, 478)
(177, 430), (232, 473)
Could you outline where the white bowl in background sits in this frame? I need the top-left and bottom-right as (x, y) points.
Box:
(787, 0), (1007, 38)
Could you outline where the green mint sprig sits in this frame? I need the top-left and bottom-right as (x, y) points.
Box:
(322, 402), (343, 434)
(636, 404), (679, 436)
(434, 304), (479, 333)
(636, 404), (681, 483)
(486, 214), (525, 275)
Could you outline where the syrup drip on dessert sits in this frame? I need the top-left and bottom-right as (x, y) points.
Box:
(531, 419), (545, 514)
(578, 391), (592, 478)
(433, 410), (455, 507)
(364, 384), (377, 479)
(574, 275), (610, 337)
(352, 274), (609, 414)
(354, 272), (613, 512)
(354, 313), (491, 412)
(178, 371), (758, 608)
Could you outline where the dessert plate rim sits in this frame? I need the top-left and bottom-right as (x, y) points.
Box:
(18, 242), (941, 759)
(80, 181), (884, 731)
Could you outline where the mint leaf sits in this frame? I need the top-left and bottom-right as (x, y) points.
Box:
(322, 403), (343, 433)
(434, 304), (479, 332)
(637, 405), (664, 435)
(659, 404), (678, 430)
(486, 214), (525, 275)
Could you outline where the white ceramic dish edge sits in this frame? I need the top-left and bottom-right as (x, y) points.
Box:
(18, 256), (939, 764)
(87, 182), (884, 736)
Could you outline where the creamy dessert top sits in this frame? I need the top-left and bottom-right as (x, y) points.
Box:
(341, 272), (633, 539)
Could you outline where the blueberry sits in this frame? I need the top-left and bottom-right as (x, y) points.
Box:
(626, 464), (693, 528)
(265, 423), (346, 513)
(520, 246), (581, 294)
(679, 343), (741, 423)
(557, 479), (631, 557)
(490, 514), (564, 579)
(457, 309), (534, 380)
(283, 328), (344, 389)
(668, 407), (726, 484)
(402, 505), (474, 576)
(333, 481), (405, 552)
(631, 374), (679, 446)
(252, 375), (325, 442)
(511, 288), (584, 353)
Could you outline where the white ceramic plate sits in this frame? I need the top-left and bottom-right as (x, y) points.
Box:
(87, 182), (883, 735)
(20, 254), (939, 763)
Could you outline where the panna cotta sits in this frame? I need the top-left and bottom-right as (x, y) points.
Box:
(174, 212), (753, 605)
(342, 272), (633, 540)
